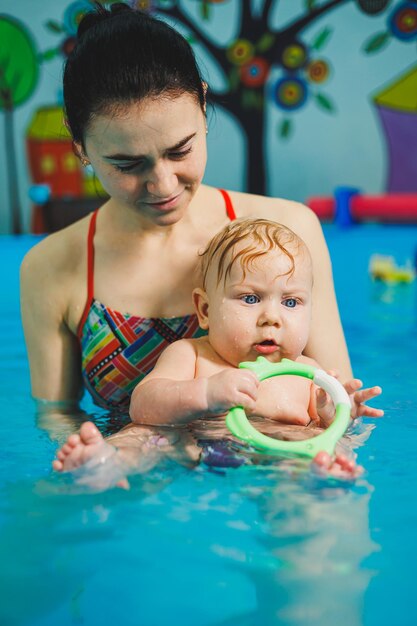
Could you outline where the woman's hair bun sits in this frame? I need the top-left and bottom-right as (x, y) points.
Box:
(77, 2), (133, 39)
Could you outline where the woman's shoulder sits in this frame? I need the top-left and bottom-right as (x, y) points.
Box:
(222, 188), (323, 246)
(23, 214), (90, 264)
(20, 214), (91, 288)
(229, 189), (315, 221)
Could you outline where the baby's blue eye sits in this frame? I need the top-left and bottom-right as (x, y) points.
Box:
(242, 294), (260, 305)
(283, 298), (297, 308)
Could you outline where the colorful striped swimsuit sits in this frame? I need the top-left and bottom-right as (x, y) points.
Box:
(77, 189), (236, 410)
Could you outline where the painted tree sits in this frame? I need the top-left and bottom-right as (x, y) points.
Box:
(41, 0), (122, 61)
(134, 0), (394, 194)
(0, 16), (39, 233)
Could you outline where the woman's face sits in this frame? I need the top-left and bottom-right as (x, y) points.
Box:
(79, 93), (207, 226)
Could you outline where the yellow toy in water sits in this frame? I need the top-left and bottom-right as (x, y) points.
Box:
(369, 255), (415, 284)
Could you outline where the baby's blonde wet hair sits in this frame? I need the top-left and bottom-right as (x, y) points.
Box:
(199, 218), (309, 289)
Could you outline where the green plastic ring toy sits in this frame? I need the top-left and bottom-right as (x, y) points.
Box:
(225, 357), (351, 459)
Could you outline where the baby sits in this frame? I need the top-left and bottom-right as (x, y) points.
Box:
(54, 219), (382, 484)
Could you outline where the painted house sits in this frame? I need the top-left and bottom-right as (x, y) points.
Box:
(26, 105), (105, 232)
(26, 105), (82, 197)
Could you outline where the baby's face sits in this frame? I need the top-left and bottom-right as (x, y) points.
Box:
(205, 246), (313, 367)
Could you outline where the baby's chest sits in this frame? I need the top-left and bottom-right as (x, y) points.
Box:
(255, 376), (312, 422)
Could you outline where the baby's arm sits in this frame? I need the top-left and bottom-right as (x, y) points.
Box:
(130, 340), (259, 425)
(130, 340), (206, 424)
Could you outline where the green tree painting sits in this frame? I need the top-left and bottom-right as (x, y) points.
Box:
(0, 15), (39, 233)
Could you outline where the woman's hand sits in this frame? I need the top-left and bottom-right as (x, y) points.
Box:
(205, 369), (259, 415)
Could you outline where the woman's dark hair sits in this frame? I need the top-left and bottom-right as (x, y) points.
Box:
(64, 2), (205, 144)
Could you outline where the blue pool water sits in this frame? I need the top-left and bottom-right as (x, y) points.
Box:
(0, 225), (416, 626)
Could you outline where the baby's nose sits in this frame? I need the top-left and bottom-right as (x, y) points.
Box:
(259, 303), (281, 326)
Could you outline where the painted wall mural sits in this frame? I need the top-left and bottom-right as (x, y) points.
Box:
(0, 2), (110, 234)
(0, 16), (39, 234)
(0, 0), (416, 233)
(366, 1), (417, 192)
(374, 64), (417, 192)
(146, 0), (417, 195)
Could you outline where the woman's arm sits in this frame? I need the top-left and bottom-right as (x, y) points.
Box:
(35, 401), (90, 443)
(295, 208), (352, 381)
(20, 241), (84, 404)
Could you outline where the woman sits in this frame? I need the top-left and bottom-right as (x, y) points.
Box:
(21, 2), (351, 417)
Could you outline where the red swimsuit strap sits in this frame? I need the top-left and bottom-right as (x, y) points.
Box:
(77, 191), (235, 340)
(77, 209), (99, 339)
(218, 189), (237, 220)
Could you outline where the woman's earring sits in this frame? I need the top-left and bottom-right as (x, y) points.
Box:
(72, 141), (91, 168)
(202, 81), (208, 116)
(202, 82), (209, 134)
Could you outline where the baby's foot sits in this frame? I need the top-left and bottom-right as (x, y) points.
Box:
(52, 421), (129, 490)
(312, 450), (363, 480)
(52, 421), (114, 472)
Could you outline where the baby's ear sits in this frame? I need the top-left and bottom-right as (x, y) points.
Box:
(192, 288), (209, 329)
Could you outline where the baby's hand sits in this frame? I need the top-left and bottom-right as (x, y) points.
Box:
(345, 378), (384, 420)
(316, 377), (383, 428)
(205, 369), (259, 415)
